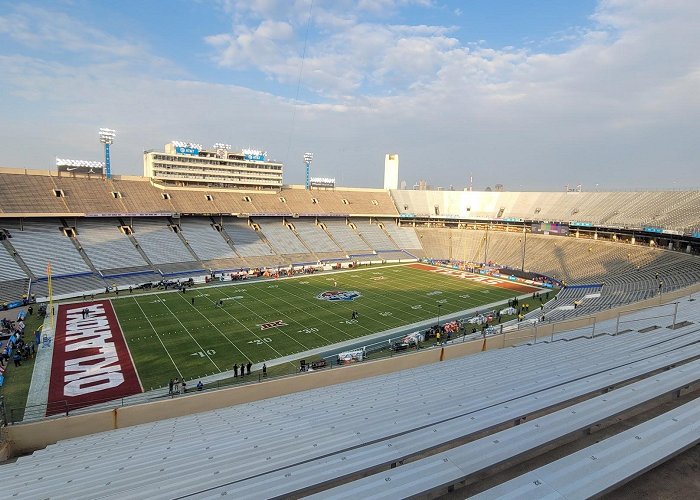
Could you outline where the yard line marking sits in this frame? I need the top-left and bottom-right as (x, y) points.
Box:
(172, 287), (288, 360)
(204, 287), (312, 350)
(154, 293), (221, 372)
(130, 297), (183, 379)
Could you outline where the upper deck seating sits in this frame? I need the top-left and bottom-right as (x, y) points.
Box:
(255, 218), (310, 255)
(220, 218), (274, 257)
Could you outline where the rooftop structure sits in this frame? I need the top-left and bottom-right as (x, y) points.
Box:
(143, 141), (283, 190)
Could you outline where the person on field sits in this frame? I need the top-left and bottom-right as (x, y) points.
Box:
(168, 378), (174, 395)
(233, 363), (238, 377)
(262, 363), (267, 377)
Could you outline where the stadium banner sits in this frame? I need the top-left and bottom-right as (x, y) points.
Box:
(569, 221), (593, 227)
(531, 222), (570, 236)
(175, 146), (199, 155)
(693, 232), (700, 239)
(309, 177), (336, 188)
(46, 300), (142, 416)
(86, 212), (174, 217)
(643, 227), (664, 234)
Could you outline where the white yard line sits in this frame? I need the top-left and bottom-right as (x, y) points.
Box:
(131, 297), (184, 379)
(170, 288), (287, 361)
(153, 293), (221, 372)
(109, 299), (145, 393)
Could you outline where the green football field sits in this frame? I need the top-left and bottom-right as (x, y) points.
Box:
(112, 263), (535, 390)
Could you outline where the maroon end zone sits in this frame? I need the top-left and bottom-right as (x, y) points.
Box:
(407, 263), (542, 293)
(47, 300), (142, 416)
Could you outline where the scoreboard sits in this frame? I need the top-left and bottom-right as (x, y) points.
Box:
(532, 222), (570, 236)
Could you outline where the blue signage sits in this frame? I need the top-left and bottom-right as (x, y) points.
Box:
(244, 153), (266, 162)
(693, 232), (700, 239)
(643, 227), (664, 234)
(175, 146), (199, 156)
(570, 221), (593, 227)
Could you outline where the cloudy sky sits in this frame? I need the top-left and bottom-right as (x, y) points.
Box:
(0, 0), (698, 191)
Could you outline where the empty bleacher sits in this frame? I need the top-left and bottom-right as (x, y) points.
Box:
(291, 219), (341, 253)
(352, 219), (398, 250)
(322, 218), (372, 253)
(255, 218), (310, 255)
(178, 218), (238, 261)
(129, 218), (196, 266)
(220, 217), (274, 258)
(2, 297), (699, 498)
(73, 219), (148, 271)
(378, 218), (422, 250)
(2, 220), (90, 277)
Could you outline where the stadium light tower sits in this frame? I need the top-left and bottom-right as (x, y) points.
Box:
(304, 152), (313, 190)
(99, 128), (116, 179)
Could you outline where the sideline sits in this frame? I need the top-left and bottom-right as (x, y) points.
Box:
(23, 311), (55, 418)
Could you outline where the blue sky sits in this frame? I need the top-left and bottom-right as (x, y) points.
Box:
(0, 0), (698, 190)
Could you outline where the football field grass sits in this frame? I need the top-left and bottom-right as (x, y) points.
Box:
(112, 263), (536, 390)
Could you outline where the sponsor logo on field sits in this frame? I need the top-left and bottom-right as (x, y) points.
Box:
(317, 290), (362, 302)
(257, 319), (288, 330)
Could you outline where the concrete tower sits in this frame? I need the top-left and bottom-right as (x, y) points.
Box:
(384, 154), (399, 190)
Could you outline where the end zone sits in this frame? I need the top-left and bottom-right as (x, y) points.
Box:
(407, 263), (543, 293)
(47, 300), (142, 416)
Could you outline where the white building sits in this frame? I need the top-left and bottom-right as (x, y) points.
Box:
(384, 154), (399, 190)
(144, 142), (283, 190)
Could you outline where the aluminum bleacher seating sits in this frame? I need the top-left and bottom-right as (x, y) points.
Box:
(130, 218), (195, 265)
(310, 357), (700, 499)
(378, 218), (422, 250)
(74, 219), (148, 271)
(472, 397), (700, 500)
(178, 218), (239, 261)
(292, 219), (341, 253)
(322, 218), (372, 253)
(2, 298), (699, 498)
(255, 218), (310, 255)
(352, 218), (397, 250)
(2, 220), (90, 277)
(220, 217), (274, 257)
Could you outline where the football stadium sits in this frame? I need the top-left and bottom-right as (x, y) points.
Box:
(0, 162), (699, 498)
(2, 2), (700, 498)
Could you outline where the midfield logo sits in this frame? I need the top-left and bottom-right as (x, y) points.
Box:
(257, 319), (287, 330)
(316, 290), (362, 302)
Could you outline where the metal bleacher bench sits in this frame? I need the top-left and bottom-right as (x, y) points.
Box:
(305, 357), (700, 499)
(472, 396), (700, 500)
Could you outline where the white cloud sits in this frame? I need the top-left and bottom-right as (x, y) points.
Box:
(0, 1), (699, 191)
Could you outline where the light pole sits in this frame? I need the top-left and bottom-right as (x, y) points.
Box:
(99, 128), (116, 179)
(304, 152), (313, 190)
